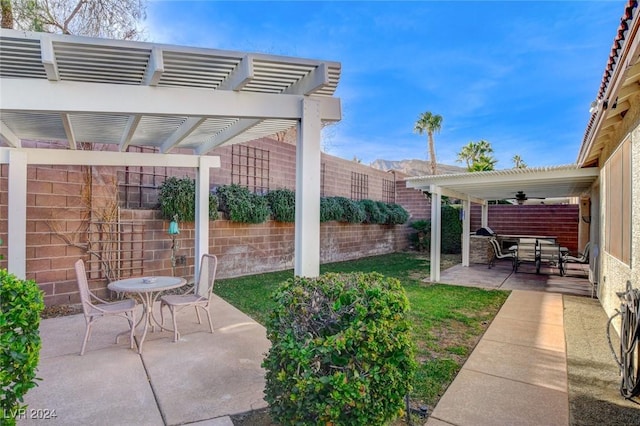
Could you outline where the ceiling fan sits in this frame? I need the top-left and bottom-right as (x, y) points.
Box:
(513, 191), (544, 205)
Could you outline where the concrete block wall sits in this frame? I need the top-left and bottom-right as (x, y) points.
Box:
(0, 138), (427, 306)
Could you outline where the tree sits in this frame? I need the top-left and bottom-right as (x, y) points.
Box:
(2, 0), (147, 40)
(414, 111), (443, 175)
(512, 154), (527, 169)
(1, 0), (13, 28)
(456, 139), (497, 171)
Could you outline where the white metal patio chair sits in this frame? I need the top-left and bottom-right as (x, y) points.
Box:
(75, 259), (137, 356)
(488, 237), (515, 270)
(160, 254), (218, 342)
(563, 241), (591, 264)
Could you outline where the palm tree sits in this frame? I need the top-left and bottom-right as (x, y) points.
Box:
(456, 139), (496, 171)
(414, 111), (443, 175)
(512, 154), (527, 169)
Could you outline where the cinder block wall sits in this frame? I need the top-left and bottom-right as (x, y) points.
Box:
(0, 138), (428, 306)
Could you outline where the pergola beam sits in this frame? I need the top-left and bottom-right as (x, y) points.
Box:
(218, 54), (254, 91)
(195, 118), (259, 155)
(0, 78), (342, 122)
(0, 120), (21, 147)
(160, 117), (206, 153)
(61, 113), (77, 150)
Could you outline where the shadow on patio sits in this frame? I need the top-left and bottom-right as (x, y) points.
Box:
(437, 259), (594, 297)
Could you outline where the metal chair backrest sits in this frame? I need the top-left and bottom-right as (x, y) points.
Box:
(74, 259), (93, 317)
(195, 254), (218, 299)
(490, 238), (509, 258)
(517, 239), (537, 262)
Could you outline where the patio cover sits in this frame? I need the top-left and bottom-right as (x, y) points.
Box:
(405, 164), (599, 282)
(0, 29), (342, 279)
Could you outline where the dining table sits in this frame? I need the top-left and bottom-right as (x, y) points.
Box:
(108, 276), (187, 353)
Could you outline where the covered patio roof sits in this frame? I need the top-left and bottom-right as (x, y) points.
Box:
(406, 164), (599, 281)
(406, 164), (599, 202)
(0, 29), (342, 279)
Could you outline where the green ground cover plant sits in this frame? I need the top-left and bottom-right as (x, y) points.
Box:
(215, 252), (509, 420)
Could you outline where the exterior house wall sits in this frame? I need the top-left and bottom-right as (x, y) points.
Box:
(597, 122), (640, 322)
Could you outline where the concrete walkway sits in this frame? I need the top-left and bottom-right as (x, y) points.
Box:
(426, 290), (569, 426)
(19, 295), (269, 426)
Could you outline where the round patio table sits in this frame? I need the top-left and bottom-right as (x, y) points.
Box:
(108, 276), (186, 353)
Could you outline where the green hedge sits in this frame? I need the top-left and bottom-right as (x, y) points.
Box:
(158, 178), (411, 226)
(263, 272), (416, 425)
(320, 197), (344, 222)
(158, 177), (219, 221)
(265, 189), (295, 223)
(0, 270), (44, 425)
(408, 205), (462, 254)
(216, 184), (271, 224)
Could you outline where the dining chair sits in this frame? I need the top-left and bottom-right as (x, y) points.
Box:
(160, 254), (218, 342)
(488, 238), (515, 270)
(74, 259), (137, 355)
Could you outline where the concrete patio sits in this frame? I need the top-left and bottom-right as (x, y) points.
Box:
(19, 294), (269, 426)
(16, 260), (638, 426)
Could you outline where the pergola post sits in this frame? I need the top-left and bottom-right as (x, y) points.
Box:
(294, 98), (321, 277)
(481, 203), (489, 227)
(7, 150), (27, 279)
(195, 156), (216, 279)
(461, 197), (471, 267)
(430, 185), (442, 282)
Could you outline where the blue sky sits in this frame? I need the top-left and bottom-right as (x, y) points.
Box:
(146, 1), (624, 168)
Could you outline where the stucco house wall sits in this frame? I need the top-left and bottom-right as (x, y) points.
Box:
(597, 123), (639, 321)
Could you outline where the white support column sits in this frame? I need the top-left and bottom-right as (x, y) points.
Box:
(481, 203), (489, 227)
(8, 150), (27, 279)
(461, 198), (471, 267)
(294, 98), (321, 277)
(430, 186), (442, 282)
(194, 156), (214, 279)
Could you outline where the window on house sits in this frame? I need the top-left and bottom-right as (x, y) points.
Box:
(604, 137), (631, 265)
(382, 178), (395, 203)
(231, 145), (270, 194)
(118, 146), (167, 209)
(351, 172), (368, 200)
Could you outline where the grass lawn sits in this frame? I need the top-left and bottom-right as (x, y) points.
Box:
(214, 251), (509, 420)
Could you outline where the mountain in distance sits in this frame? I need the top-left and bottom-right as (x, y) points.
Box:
(369, 159), (467, 176)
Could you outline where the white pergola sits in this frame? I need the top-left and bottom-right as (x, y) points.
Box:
(405, 165), (600, 282)
(0, 29), (342, 279)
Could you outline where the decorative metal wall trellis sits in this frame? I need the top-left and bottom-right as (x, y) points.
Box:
(231, 145), (270, 194)
(350, 172), (368, 200)
(85, 221), (145, 281)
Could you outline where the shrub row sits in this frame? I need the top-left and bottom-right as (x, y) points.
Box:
(159, 179), (410, 225)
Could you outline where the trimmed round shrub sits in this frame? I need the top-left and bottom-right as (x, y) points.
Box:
(158, 176), (219, 221)
(263, 272), (416, 426)
(0, 269), (44, 424)
(266, 189), (295, 222)
(320, 197), (344, 222)
(216, 184), (270, 224)
(334, 197), (366, 223)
